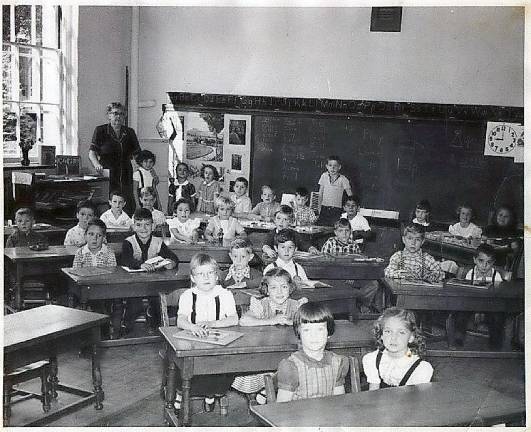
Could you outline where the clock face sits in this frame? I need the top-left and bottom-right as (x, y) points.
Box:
(487, 124), (518, 154)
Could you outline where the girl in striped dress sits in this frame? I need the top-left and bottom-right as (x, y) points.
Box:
(232, 268), (307, 404)
(276, 302), (349, 402)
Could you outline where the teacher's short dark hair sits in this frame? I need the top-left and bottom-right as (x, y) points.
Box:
(106, 102), (125, 114)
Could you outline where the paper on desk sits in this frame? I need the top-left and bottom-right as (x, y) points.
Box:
(12, 172), (33, 198)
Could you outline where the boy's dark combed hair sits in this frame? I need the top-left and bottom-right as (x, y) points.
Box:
(109, 189), (126, 200)
(200, 164), (220, 180)
(235, 177), (249, 188)
(87, 218), (107, 234)
(293, 302), (335, 338)
(327, 155), (341, 164)
(135, 149), (156, 165)
(77, 199), (96, 213)
(276, 205), (294, 217)
(133, 208), (153, 222)
(295, 187), (309, 198)
(343, 195), (361, 206)
(416, 199), (432, 213)
(475, 243), (496, 260)
(373, 307), (426, 356)
(274, 228), (296, 246)
(173, 198), (193, 212)
(229, 237), (253, 252)
(334, 218), (352, 230)
(260, 267), (297, 297)
(403, 222), (426, 237)
(15, 207), (34, 218)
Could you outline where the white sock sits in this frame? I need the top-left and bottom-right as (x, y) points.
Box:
(204, 397), (215, 404)
(174, 393), (182, 410)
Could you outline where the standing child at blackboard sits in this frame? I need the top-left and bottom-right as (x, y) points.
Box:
(317, 155), (353, 226)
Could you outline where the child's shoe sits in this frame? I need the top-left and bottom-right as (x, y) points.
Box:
(255, 390), (267, 405)
(203, 397), (215, 413)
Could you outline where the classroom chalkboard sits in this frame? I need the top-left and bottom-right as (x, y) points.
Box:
(251, 114), (523, 224)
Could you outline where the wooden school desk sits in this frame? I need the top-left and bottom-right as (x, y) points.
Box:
(4, 224), (67, 246)
(4, 243), (121, 310)
(4, 305), (109, 426)
(250, 381), (525, 427)
(382, 278), (524, 351)
(160, 321), (374, 426)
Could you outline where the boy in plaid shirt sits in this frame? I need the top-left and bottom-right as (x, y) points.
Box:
(321, 218), (361, 255)
(292, 187), (318, 226)
(385, 223), (444, 282)
(72, 219), (116, 268)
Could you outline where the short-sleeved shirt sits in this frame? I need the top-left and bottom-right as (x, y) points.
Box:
(178, 285), (237, 323)
(206, 216), (244, 242)
(263, 258), (308, 281)
(133, 167), (156, 189)
(100, 209), (133, 229)
(251, 201), (281, 220)
(321, 236), (361, 255)
(64, 225), (87, 247)
(248, 296), (303, 320)
(318, 173), (351, 208)
(72, 243), (117, 268)
(448, 222), (482, 238)
(167, 217), (201, 239)
(341, 212), (371, 240)
(6, 229), (48, 248)
(277, 350), (349, 399)
(230, 193), (252, 214)
(362, 349), (433, 387)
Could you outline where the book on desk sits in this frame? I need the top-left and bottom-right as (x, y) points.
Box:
(172, 328), (244, 346)
(445, 278), (492, 290)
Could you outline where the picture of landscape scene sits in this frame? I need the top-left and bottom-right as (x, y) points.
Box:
(185, 112), (224, 162)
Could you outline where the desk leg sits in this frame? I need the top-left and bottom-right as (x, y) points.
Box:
(14, 262), (23, 310)
(49, 355), (59, 398)
(91, 328), (104, 410)
(3, 380), (12, 427)
(181, 358), (194, 427)
(164, 361), (177, 425)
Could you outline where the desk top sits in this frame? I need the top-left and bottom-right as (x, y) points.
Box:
(160, 320), (373, 357)
(4, 224), (67, 238)
(4, 305), (108, 352)
(4, 243), (122, 261)
(250, 381), (525, 427)
(383, 278), (524, 299)
(62, 266), (190, 287)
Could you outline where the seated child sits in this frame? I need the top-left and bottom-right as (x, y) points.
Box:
(291, 187), (317, 226)
(482, 205), (522, 269)
(321, 218), (362, 255)
(385, 223), (445, 283)
(204, 196), (246, 246)
(250, 185), (281, 222)
(176, 253), (238, 413)
(230, 177), (252, 219)
(64, 200), (96, 247)
(168, 198), (201, 244)
(133, 149), (160, 210)
(363, 307), (433, 389)
(448, 204), (482, 238)
(341, 195), (372, 246)
(120, 208), (179, 333)
(232, 268), (307, 404)
(6, 207), (49, 248)
(100, 190), (133, 230)
(263, 229), (309, 285)
(220, 238), (263, 289)
(317, 155), (353, 226)
(262, 206), (317, 259)
(451, 244), (506, 349)
(72, 219), (118, 337)
(276, 302), (349, 402)
(411, 199), (434, 231)
(139, 186), (166, 230)
(197, 164), (222, 215)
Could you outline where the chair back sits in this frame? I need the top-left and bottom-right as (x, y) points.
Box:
(159, 288), (187, 326)
(263, 355), (361, 403)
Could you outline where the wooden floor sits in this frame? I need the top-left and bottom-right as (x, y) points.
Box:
(7, 322), (525, 427)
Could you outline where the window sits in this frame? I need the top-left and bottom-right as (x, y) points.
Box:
(2, 5), (77, 162)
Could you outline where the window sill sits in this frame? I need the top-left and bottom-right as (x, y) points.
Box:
(3, 163), (56, 170)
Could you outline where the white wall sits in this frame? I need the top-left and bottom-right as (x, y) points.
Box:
(136, 6), (524, 139)
(78, 6), (132, 173)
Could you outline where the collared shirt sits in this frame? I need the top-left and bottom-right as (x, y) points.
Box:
(174, 180), (196, 202)
(321, 236), (361, 255)
(64, 225), (87, 247)
(224, 264), (251, 284)
(178, 285), (237, 323)
(263, 258), (308, 281)
(384, 249), (445, 282)
(72, 243), (117, 268)
(100, 209), (133, 229)
(448, 222), (482, 238)
(318, 172), (351, 208)
(230, 193), (252, 214)
(251, 201), (281, 220)
(294, 205), (318, 226)
(167, 217), (201, 239)
(6, 229), (48, 248)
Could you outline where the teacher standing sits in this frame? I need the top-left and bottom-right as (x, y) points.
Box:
(89, 102), (140, 215)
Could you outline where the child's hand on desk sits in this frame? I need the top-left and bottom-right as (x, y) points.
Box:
(141, 262), (157, 272)
(262, 245), (277, 259)
(164, 260), (176, 270)
(274, 315), (293, 326)
(190, 323), (210, 338)
(228, 282), (246, 289)
(308, 246), (320, 255)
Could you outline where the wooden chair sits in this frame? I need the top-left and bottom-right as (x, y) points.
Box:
(264, 355), (361, 403)
(159, 288), (230, 416)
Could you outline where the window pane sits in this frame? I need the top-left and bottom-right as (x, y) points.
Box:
(36, 5), (42, 46)
(14, 5), (31, 44)
(42, 48), (60, 104)
(41, 104), (60, 148)
(2, 5), (10, 43)
(19, 46), (32, 100)
(3, 103), (19, 157)
(2, 45), (13, 100)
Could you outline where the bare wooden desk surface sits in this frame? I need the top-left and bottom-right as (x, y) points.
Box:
(62, 266), (190, 286)
(250, 381), (525, 427)
(4, 305), (108, 352)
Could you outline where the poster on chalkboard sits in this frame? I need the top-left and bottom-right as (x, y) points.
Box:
(185, 112), (224, 162)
